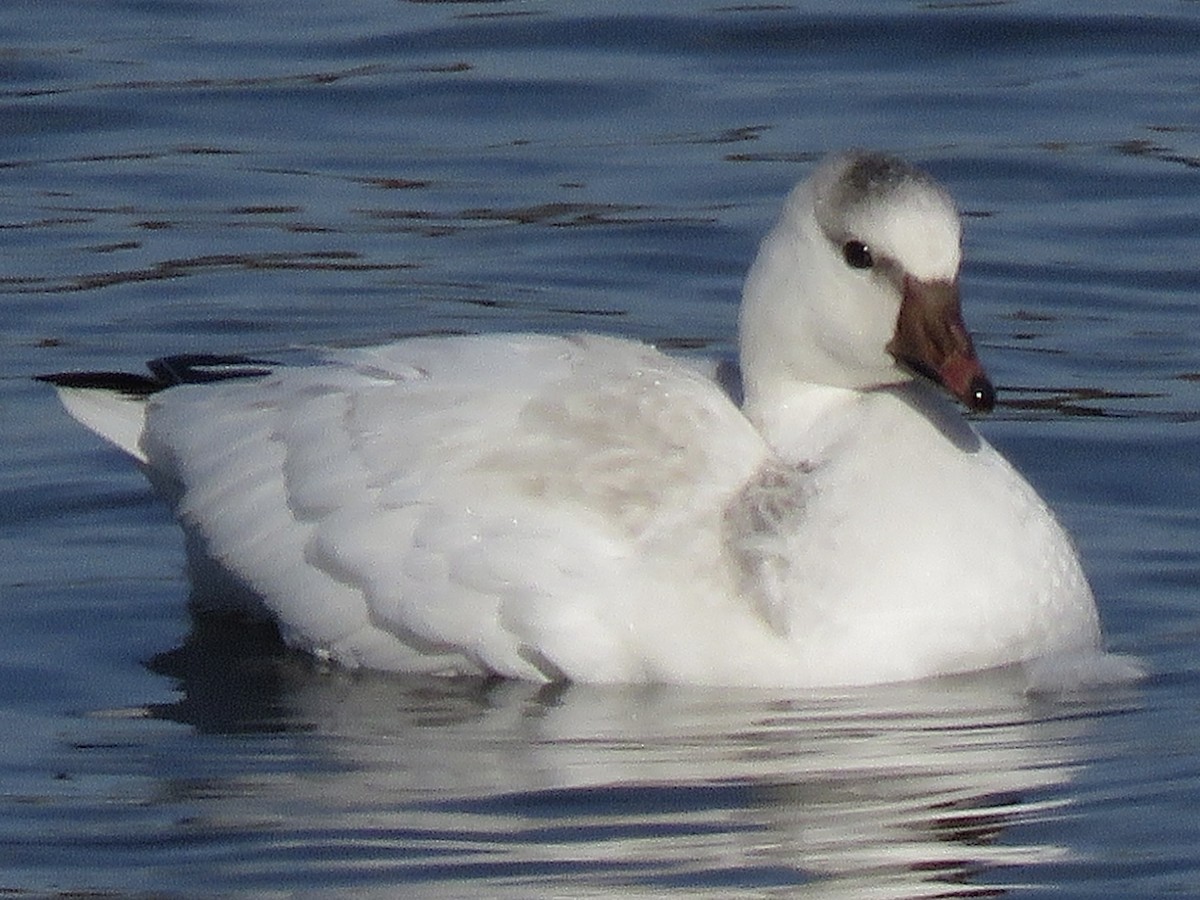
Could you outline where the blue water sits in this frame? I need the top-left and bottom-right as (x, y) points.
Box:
(3, 0), (1200, 895)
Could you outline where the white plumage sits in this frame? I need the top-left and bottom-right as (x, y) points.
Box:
(42, 152), (1133, 687)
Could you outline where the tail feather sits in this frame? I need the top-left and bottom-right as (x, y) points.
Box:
(36, 353), (277, 464)
(36, 374), (153, 462)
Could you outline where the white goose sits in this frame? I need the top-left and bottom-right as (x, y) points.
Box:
(41, 152), (1124, 687)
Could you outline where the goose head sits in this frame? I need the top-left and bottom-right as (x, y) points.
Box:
(739, 151), (994, 418)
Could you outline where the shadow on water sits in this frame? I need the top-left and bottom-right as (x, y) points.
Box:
(144, 613), (516, 735)
(139, 616), (1142, 898)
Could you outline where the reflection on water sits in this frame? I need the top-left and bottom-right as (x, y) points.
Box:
(107, 620), (1136, 898)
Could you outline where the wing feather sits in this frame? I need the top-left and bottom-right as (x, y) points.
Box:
(137, 333), (767, 678)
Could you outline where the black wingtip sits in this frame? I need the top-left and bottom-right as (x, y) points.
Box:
(36, 353), (279, 396)
(34, 371), (163, 396)
(146, 354), (277, 386)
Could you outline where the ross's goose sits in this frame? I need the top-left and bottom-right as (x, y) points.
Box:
(39, 151), (1132, 687)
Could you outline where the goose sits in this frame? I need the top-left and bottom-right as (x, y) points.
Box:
(39, 151), (1125, 687)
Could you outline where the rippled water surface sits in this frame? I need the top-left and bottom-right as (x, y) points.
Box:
(3, 1), (1200, 896)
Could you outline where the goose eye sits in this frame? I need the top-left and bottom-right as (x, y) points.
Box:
(842, 240), (873, 270)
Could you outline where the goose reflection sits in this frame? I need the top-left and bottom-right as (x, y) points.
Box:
(144, 621), (1135, 898)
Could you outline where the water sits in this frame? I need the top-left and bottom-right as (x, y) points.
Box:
(3, 0), (1200, 895)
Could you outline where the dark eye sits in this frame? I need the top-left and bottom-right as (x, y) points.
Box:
(842, 240), (873, 270)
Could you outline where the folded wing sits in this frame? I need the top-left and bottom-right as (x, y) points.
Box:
(126, 334), (766, 679)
